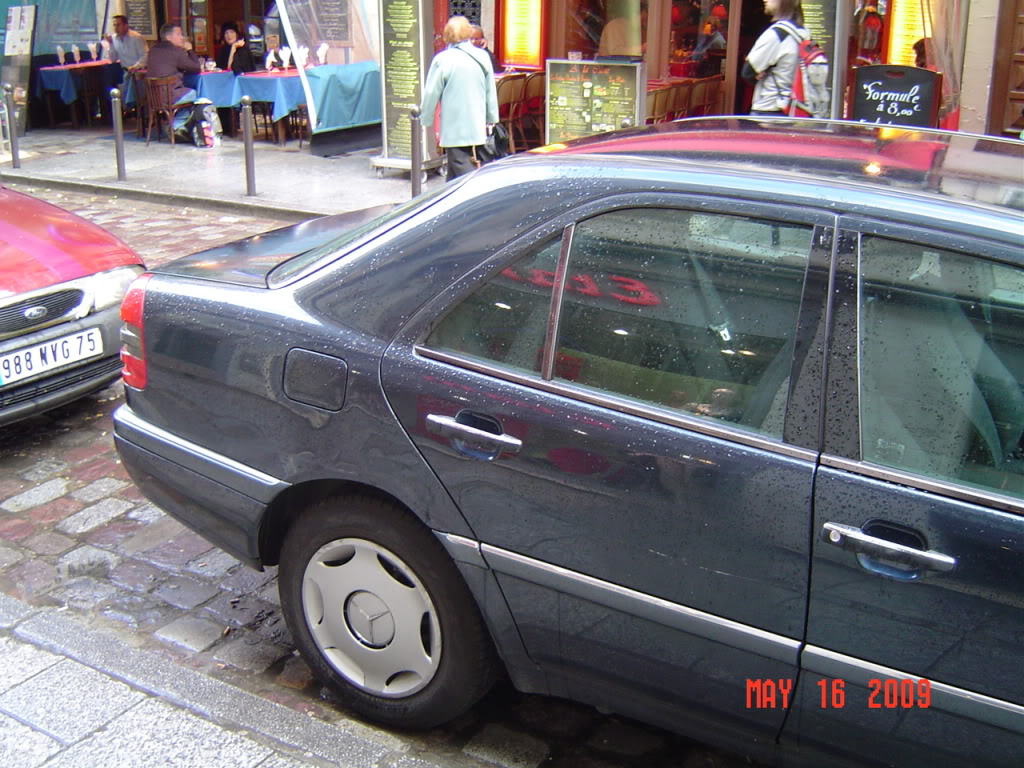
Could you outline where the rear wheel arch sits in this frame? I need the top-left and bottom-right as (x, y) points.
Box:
(259, 479), (417, 566)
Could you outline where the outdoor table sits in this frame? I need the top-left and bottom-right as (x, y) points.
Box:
(36, 60), (121, 127)
(304, 61), (381, 132)
(235, 69), (305, 144)
(123, 69), (238, 108)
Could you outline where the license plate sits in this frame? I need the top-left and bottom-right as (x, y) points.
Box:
(0, 328), (104, 387)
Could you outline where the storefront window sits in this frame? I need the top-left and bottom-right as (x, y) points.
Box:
(670, 0), (728, 77)
(850, 0), (969, 128)
(564, 0), (648, 59)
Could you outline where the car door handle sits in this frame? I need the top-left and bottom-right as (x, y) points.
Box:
(821, 522), (957, 573)
(426, 414), (522, 455)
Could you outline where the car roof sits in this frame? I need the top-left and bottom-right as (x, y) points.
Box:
(529, 118), (1024, 222)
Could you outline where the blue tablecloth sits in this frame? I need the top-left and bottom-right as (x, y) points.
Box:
(234, 71), (305, 123)
(37, 62), (122, 104)
(305, 61), (381, 133)
(123, 70), (238, 108)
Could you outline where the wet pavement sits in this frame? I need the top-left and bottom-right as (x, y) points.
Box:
(0, 184), (747, 768)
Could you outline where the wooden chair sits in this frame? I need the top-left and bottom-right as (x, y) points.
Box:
(145, 75), (185, 146)
(687, 79), (708, 118)
(77, 66), (106, 128)
(654, 87), (674, 123)
(496, 73), (527, 152)
(294, 104), (309, 149)
(133, 70), (149, 138)
(670, 81), (694, 120)
(704, 76), (723, 116)
(520, 71), (546, 148)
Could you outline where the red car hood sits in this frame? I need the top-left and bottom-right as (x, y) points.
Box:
(0, 187), (143, 298)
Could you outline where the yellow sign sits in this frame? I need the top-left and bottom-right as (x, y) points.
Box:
(502, 0), (542, 68)
(888, 0), (928, 67)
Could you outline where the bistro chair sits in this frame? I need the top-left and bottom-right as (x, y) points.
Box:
(687, 79), (709, 118)
(145, 75), (185, 146)
(704, 76), (723, 116)
(496, 73), (527, 153)
(653, 87), (674, 123)
(520, 71), (546, 148)
(133, 70), (149, 138)
(670, 81), (694, 121)
(77, 66), (106, 128)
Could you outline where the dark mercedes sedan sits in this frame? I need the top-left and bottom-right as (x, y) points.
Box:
(114, 119), (1024, 768)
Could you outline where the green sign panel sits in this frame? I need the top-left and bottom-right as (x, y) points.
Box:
(545, 59), (645, 144)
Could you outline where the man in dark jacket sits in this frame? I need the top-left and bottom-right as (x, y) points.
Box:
(146, 23), (200, 130)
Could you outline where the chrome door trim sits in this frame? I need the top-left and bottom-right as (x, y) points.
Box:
(820, 454), (1024, 515)
(414, 346), (818, 463)
(434, 533), (487, 568)
(803, 645), (1024, 735)
(541, 224), (575, 380)
(481, 542), (801, 665)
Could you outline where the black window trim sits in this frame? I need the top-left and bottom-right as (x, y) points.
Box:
(403, 191), (834, 462)
(821, 217), (1024, 515)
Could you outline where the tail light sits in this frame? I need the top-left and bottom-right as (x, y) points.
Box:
(120, 273), (153, 389)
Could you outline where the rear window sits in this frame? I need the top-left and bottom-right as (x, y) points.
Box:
(268, 184), (457, 287)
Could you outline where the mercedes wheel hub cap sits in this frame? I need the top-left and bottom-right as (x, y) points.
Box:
(345, 591), (395, 648)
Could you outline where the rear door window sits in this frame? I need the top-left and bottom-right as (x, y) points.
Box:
(552, 208), (813, 437)
(858, 236), (1024, 499)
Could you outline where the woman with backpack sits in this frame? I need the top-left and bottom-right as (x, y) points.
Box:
(742, 0), (804, 116)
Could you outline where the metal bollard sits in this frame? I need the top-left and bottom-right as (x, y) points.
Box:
(3, 83), (20, 169)
(410, 107), (422, 198)
(241, 96), (256, 197)
(110, 88), (127, 181)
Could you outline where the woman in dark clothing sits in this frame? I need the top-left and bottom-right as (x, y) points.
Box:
(215, 23), (256, 73)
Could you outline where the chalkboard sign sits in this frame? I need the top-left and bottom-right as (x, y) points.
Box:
(546, 59), (645, 144)
(123, 0), (157, 40)
(851, 65), (942, 128)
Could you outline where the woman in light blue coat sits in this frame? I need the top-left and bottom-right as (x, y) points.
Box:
(420, 16), (499, 179)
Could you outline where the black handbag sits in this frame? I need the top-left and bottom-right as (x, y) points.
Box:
(477, 122), (510, 164)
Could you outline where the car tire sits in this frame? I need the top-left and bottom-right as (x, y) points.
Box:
(279, 494), (499, 729)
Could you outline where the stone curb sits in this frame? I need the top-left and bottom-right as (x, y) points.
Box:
(0, 172), (327, 224)
(3, 594), (407, 767)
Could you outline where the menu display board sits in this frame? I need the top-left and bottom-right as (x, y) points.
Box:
(123, 0), (157, 40)
(1, 4), (34, 136)
(800, 0), (836, 64)
(546, 59), (644, 144)
(318, 0), (350, 42)
(374, 0), (434, 166)
(851, 65), (941, 128)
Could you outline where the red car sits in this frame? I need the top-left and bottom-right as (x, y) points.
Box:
(0, 186), (144, 426)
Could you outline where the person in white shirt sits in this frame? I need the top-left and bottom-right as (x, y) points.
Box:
(105, 15), (148, 73)
(742, 0), (804, 115)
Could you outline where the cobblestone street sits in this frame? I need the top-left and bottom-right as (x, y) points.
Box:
(0, 185), (743, 768)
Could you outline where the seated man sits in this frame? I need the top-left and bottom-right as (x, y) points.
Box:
(146, 23), (201, 134)
(105, 14), (147, 76)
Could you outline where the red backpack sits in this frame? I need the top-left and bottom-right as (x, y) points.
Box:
(773, 20), (831, 119)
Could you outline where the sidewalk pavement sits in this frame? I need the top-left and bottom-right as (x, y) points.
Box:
(0, 591), (422, 768)
(0, 127), (447, 221)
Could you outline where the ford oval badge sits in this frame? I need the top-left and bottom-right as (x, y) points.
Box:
(24, 306), (48, 321)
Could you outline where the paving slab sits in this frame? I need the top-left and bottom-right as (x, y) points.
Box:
(45, 698), (272, 768)
(0, 711), (62, 768)
(55, 498), (133, 535)
(0, 658), (145, 743)
(0, 637), (61, 693)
